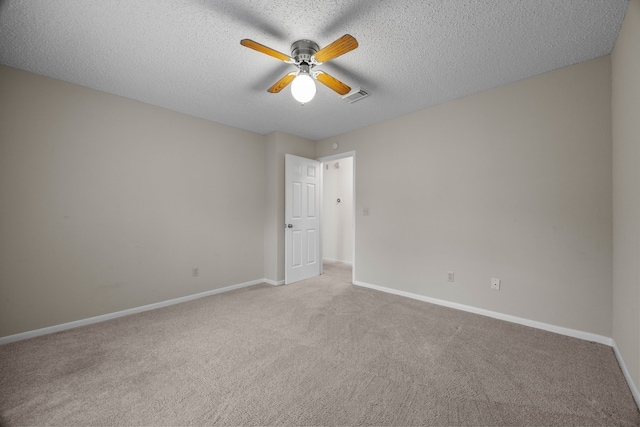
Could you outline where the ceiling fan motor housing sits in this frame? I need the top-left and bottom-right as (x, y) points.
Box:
(291, 40), (319, 65)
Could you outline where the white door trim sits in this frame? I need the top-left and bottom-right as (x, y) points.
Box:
(318, 151), (356, 284)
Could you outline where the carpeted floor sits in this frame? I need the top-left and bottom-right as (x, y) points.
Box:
(1, 262), (638, 426)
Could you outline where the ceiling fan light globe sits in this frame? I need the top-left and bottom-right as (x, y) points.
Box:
(291, 74), (316, 103)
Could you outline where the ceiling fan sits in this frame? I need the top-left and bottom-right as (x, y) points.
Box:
(240, 34), (358, 104)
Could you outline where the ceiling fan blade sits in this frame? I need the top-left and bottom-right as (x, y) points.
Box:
(313, 34), (358, 63)
(240, 39), (293, 62)
(268, 72), (297, 93)
(314, 71), (351, 95)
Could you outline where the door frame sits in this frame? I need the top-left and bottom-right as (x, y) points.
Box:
(318, 150), (356, 284)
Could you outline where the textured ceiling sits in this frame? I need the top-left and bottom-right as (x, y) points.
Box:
(0, 0), (629, 141)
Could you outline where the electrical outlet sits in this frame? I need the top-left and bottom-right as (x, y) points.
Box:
(363, 207), (370, 216)
(491, 278), (500, 291)
(447, 271), (455, 282)
(192, 267), (199, 277)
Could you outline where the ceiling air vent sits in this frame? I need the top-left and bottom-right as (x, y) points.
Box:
(342, 87), (370, 104)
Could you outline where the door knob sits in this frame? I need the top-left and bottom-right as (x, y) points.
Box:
(286, 224), (293, 228)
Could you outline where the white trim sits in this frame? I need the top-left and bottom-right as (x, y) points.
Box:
(356, 277), (640, 409)
(317, 150), (356, 285)
(4, 275), (638, 410)
(0, 278), (265, 345)
(612, 339), (640, 409)
(353, 280), (612, 346)
(317, 151), (356, 163)
(323, 258), (353, 266)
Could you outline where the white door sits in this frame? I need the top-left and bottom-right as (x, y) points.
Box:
(285, 154), (321, 284)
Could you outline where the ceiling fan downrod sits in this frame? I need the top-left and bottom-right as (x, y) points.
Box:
(291, 40), (319, 65)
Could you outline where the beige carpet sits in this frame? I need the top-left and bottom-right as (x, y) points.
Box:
(1, 262), (638, 426)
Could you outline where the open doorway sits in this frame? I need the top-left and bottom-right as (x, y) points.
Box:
(319, 151), (355, 284)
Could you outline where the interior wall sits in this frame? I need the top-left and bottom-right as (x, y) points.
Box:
(316, 56), (613, 337)
(263, 131), (315, 283)
(322, 157), (353, 264)
(0, 65), (266, 337)
(263, 132), (279, 282)
(612, 0), (640, 392)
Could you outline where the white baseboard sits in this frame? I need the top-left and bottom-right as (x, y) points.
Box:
(323, 258), (353, 266)
(4, 276), (638, 411)
(612, 339), (640, 409)
(0, 278), (266, 345)
(352, 280), (640, 409)
(353, 280), (612, 346)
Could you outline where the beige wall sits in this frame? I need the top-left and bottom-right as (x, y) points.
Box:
(263, 132), (279, 282)
(317, 56), (613, 336)
(0, 66), (266, 336)
(612, 0), (640, 391)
